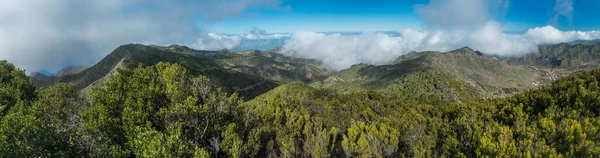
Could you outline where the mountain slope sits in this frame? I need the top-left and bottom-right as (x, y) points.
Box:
(197, 48), (327, 83)
(31, 44), (328, 99)
(422, 47), (541, 96)
(55, 66), (88, 77)
(506, 43), (600, 68)
(505, 43), (600, 82)
(313, 47), (543, 102)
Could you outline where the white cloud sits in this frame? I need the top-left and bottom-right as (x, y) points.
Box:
(524, 26), (600, 44)
(194, 0), (600, 71)
(468, 22), (537, 56)
(193, 32), (290, 51)
(195, 0), (290, 21)
(282, 31), (406, 70)
(551, 0), (574, 25)
(3, 0), (597, 74)
(416, 0), (511, 29)
(489, 0), (511, 17)
(0, 0), (284, 73)
(280, 24), (600, 71)
(196, 33), (244, 50)
(416, 0), (490, 28)
(275, 0), (598, 71)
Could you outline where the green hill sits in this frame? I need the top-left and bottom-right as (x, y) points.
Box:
(506, 43), (600, 68)
(33, 43), (600, 103)
(313, 47), (543, 102)
(503, 43), (600, 85)
(6, 54), (600, 157)
(239, 65), (600, 158)
(30, 44), (328, 99)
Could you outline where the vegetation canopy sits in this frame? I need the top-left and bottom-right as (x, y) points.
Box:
(3, 56), (600, 157)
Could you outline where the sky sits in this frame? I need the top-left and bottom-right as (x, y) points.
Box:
(1, 0), (600, 73)
(211, 0), (600, 33)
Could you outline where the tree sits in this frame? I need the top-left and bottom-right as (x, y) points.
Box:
(0, 60), (34, 117)
(342, 120), (399, 157)
(78, 62), (242, 157)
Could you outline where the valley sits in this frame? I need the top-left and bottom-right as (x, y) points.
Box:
(3, 41), (600, 157)
(32, 42), (600, 102)
(4, 0), (600, 157)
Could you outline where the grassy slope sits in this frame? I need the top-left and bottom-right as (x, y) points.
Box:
(504, 43), (600, 84)
(32, 44), (329, 100)
(313, 47), (542, 102)
(204, 49), (328, 83)
(423, 48), (541, 97)
(506, 43), (600, 68)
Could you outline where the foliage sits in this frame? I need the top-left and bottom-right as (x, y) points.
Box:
(4, 59), (600, 157)
(316, 47), (541, 102)
(30, 44), (327, 100)
(0, 60), (35, 117)
(76, 62), (242, 157)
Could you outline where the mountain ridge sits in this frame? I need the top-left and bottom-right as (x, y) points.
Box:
(30, 42), (600, 102)
(30, 44), (327, 99)
(311, 46), (543, 102)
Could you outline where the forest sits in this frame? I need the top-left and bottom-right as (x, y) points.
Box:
(1, 59), (600, 157)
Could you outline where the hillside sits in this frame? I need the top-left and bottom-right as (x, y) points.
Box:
(569, 39), (600, 45)
(506, 43), (600, 68)
(312, 47), (543, 102)
(30, 44), (328, 99)
(31, 43), (600, 103)
(240, 66), (600, 158)
(312, 47), (542, 101)
(55, 66), (88, 77)
(5, 52), (600, 157)
(196, 48), (327, 83)
(504, 43), (600, 83)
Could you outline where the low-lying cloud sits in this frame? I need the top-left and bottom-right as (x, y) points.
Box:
(189, 21), (600, 71)
(2, 0), (600, 73)
(194, 30), (290, 51)
(276, 0), (600, 71)
(279, 25), (600, 70)
(525, 26), (600, 43)
(282, 31), (405, 70)
(0, 0), (286, 73)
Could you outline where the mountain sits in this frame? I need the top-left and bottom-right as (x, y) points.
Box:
(29, 66), (88, 88)
(506, 43), (600, 68)
(505, 43), (600, 80)
(238, 61), (600, 158)
(8, 49), (600, 157)
(30, 44), (328, 99)
(32, 43), (600, 102)
(312, 47), (543, 103)
(568, 39), (600, 45)
(13, 43), (600, 157)
(198, 48), (327, 83)
(29, 72), (54, 88)
(55, 66), (88, 77)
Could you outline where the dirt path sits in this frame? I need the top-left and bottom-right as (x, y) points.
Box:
(233, 80), (266, 92)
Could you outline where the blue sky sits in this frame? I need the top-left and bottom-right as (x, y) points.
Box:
(210, 0), (600, 34)
(2, 0), (600, 73)
(504, 0), (600, 32)
(211, 0), (421, 33)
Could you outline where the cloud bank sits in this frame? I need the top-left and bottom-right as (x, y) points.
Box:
(0, 0), (285, 73)
(276, 0), (600, 70)
(279, 25), (600, 70)
(2, 0), (599, 73)
(194, 29), (290, 51)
